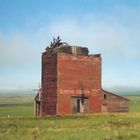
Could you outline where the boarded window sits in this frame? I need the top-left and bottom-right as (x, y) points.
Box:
(104, 94), (106, 99)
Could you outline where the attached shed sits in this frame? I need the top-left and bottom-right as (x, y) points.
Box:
(102, 90), (129, 112)
(34, 90), (41, 116)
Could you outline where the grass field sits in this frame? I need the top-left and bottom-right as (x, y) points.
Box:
(0, 113), (140, 140)
(0, 95), (140, 140)
(0, 96), (34, 117)
(127, 96), (140, 112)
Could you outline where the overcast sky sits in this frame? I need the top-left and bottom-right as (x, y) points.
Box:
(0, 0), (140, 92)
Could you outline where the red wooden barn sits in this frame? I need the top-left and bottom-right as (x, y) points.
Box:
(35, 37), (129, 116)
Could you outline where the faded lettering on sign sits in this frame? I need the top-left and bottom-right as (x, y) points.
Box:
(59, 89), (100, 96)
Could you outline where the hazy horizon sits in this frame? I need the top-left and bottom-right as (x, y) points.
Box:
(0, 86), (140, 96)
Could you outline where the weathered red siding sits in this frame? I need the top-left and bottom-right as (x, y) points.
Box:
(102, 90), (129, 112)
(57, 53), (102, 115)
(40, 53), (57, 116)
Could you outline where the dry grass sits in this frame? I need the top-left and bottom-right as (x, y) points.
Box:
(0, 96), (140, 139)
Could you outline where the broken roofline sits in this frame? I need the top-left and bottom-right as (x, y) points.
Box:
(102, 89), (130, 101)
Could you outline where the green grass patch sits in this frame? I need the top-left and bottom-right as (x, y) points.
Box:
(0, 95), (140, 139)
(126, 96), (140, 112)
(0, 96), (34, 104)
(0, 96), (34, 117)
(0, 103), (34, 117)
(0, 114), (140, 140)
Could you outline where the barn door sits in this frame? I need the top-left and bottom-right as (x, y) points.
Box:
(71, 97), (78, 113)
(71, 97), (89, 113)
(84, 99), (89, 113)
(101, 104), (108, 112)
(36, 102), (40, 116)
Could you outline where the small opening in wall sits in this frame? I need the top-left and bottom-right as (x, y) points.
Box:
(104, 94), (106, 99)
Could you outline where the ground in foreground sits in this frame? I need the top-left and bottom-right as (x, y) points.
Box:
(0, 113), (140, 140)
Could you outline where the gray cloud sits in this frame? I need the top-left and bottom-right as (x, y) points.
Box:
(0, 34), (40, 68)
(0, 5), (140, 91)
(47, 19), (139, 60)
(0, 33), (42, 90)
(40, 7), (140, 89)
(42, 6), (140, 61)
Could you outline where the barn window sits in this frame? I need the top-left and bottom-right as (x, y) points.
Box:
(104, 94), (106, 99)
